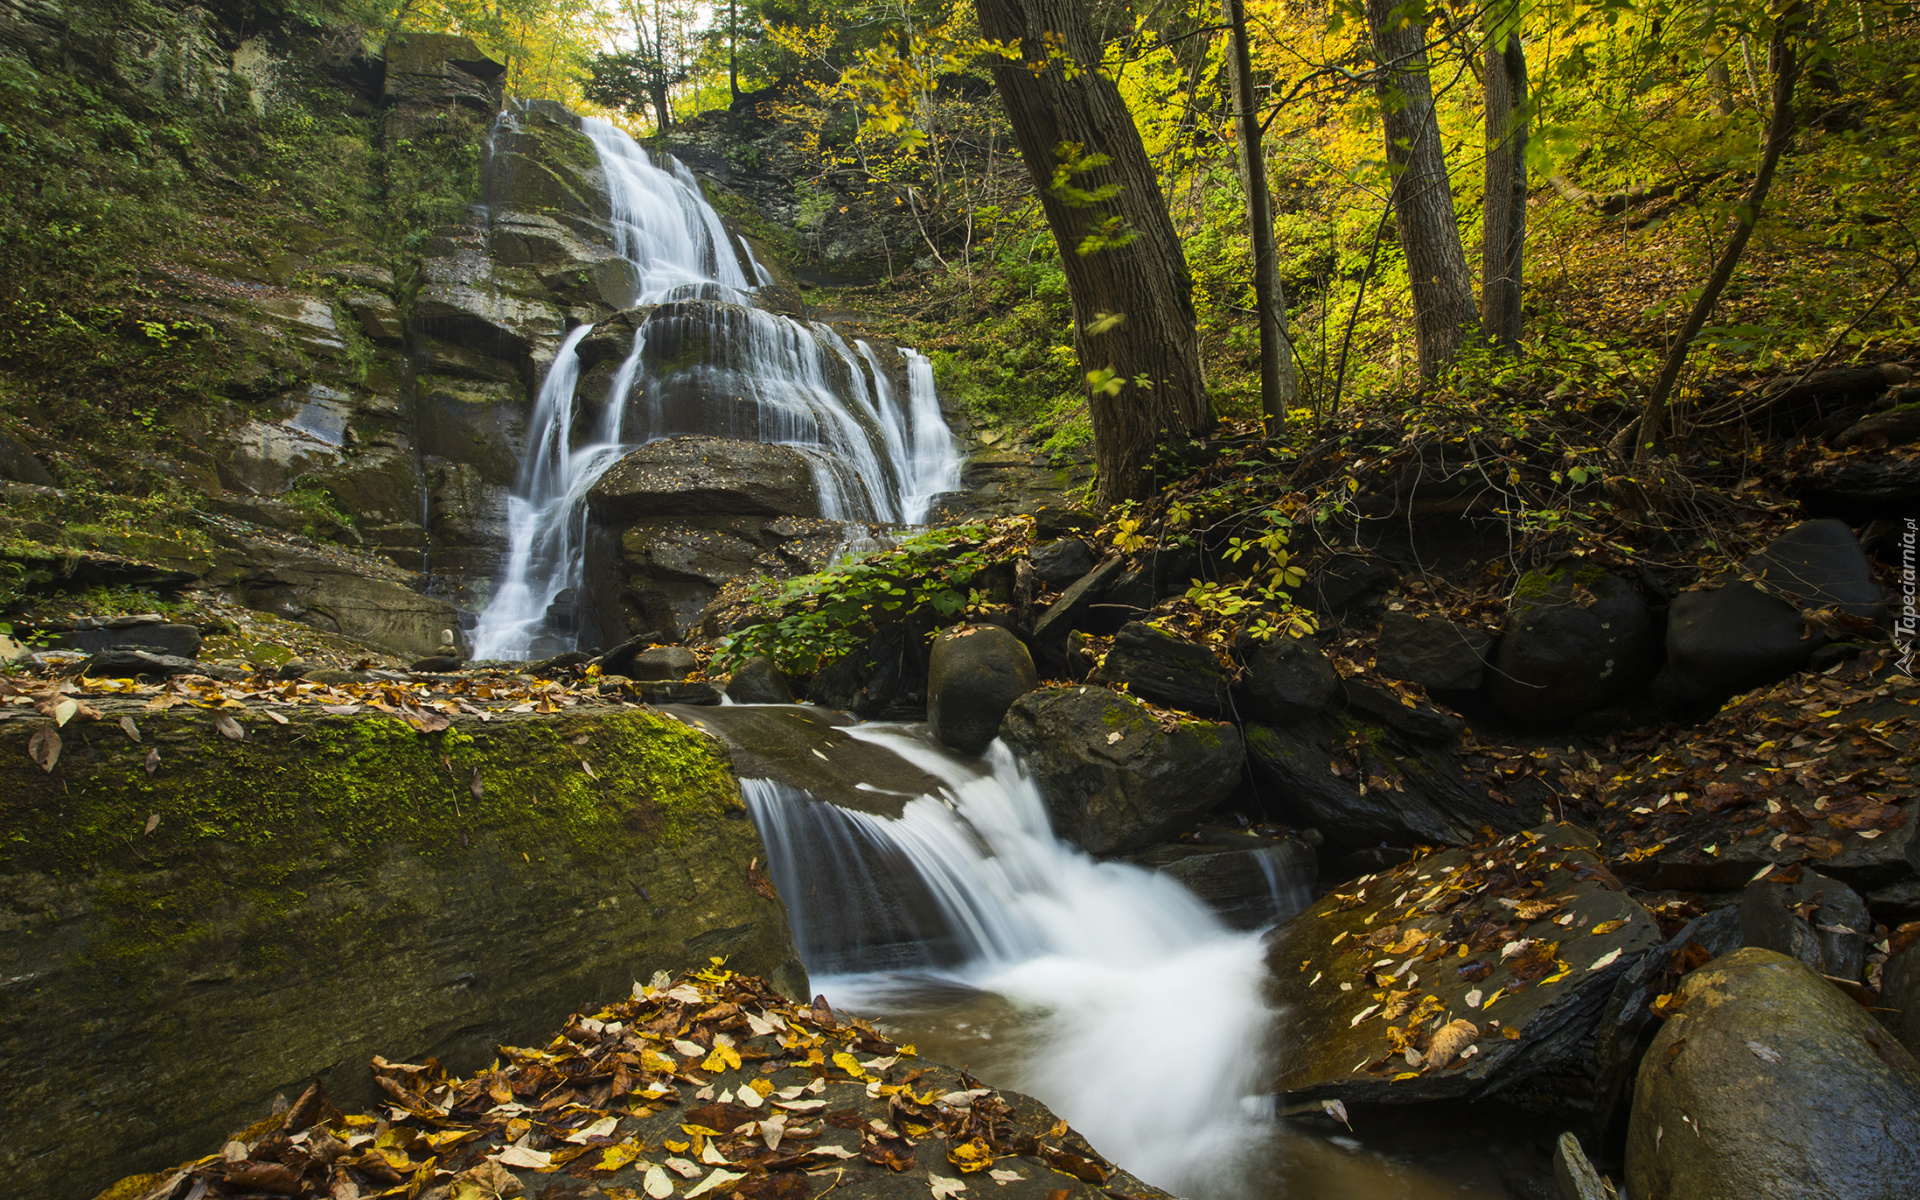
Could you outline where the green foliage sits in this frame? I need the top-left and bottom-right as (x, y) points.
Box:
(714, 521), (1029, 675)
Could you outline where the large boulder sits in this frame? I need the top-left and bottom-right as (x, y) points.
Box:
(927, 624), (1038, 755)
(1737, 868), (1872, 982)
(0, 702), (803, 1200)
(1029, 537), (1096, 587)
(1000, 687), (1244, 854)
(627, 644), (699, 681)
(1237, 635), (1339, 722)
(1626, 948), (1920, 1200)
(1245, 710), (1524, 847)
(1489, 566), (1654, 723)
(1264, 824), (1663, 1107)
(1666, 519), (1888, 701)
(724, 655), (794, 704)
(1093, 621), (1230, 715)
(587, 436), (822, 522)
(1376, 611), (1493, 691)
(1883, 942), (1920, 1056)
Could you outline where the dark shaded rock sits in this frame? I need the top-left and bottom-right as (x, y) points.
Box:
(808, 624), (921, 720)
(1237, 636), (1339, 722)
(1029, 537), (1096, 587)
(277, 659), (318, 681)
(602, 514), (840, 643)
(587, 436), (821, 521)
(1834, 406), (1920, 449)
(628, 645), (699, 682)
(1795, 452), (1920, 512)
(62, 621), (203, 660)
(1302, 552), (1396, 614)
(1000, 687), (1244, 854)
(636, 679), (721, 705)
(409, 655), (464, 673)
(81, 649), (200, 679)
(1738, 869), (1871, 982)
(927, 624), (1038, 756)
(1590, 906), (1744, 1143)
(724, 656), (793, 704)
(305, 667), (368, 686)
(526, 650), (591, 675)
(1376, 611), (1492, 691)
(1093, 621), (1230, 715)
(1626, 948), (1920, 1200)
(1033, 507), (1097, 539)
(1667, 520), (1887, 700)
(1883, 943), (1920, 1056)
(1337, 677), (1464, 741)
(1134, 835), (1316, 929)
(0, 428), (55, 486)
(596, 631), (665, 677)
(1489, 567), (1653, 723)
(1028, 556), (1127, 671)
(1264, 824), (1663, 1107)
(662, 704), (941, 819)
(1245, 711), (1525, 847)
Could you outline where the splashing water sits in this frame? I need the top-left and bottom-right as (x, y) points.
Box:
(745, 727), (1287, 1195)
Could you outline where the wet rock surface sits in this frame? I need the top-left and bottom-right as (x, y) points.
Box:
(999, 686), (1244, 855)
(1264, 824), (1663, 1107)
(1092, 621), (1231, 715)
(1489, 567), (1654, 723)
(589, 437), (824, 521)
(1375, 611), (1492, 692)
(726, 656), (796, 705)
(1236, 635), (1340, 722)
(98, 968), (1170, 1200)
(1132, 829), (1316, 929)
(1625, 947), (1920, 1200)
(663, 704), (944, 819)
(927, 624), (1038, 756)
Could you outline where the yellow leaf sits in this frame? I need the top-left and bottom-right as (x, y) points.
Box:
(701, 1043), (742, 1073)
(595, 1142), (644, 1173)
(1589, 919), (1627, 935)
(832, 1051), (868, 1079)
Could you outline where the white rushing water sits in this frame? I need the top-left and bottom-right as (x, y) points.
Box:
(469, 112), (961, 659)
(745, 727), (1289, 1196)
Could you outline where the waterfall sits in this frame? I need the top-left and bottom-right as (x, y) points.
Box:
(469, 112), (961, 660)
(744, 727), (1296, 1196)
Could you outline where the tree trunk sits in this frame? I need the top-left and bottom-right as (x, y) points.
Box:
(728, 0), (739, 102)
(1364, 0), (1476, 378)
(975, 0), (1211, 507)
(649, 82), (672, 133)
(1634, 14), (1801, 460)
(1226, 0), (1295, 434)
(1481, 7), (1527, 354)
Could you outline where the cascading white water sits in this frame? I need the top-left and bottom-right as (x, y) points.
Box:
(744, 727), (1292, 1196)
(468, 110), (961, 659)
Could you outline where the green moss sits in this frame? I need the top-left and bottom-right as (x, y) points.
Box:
(1513, 567), (1564, 602)
(2, 708), (741, 975)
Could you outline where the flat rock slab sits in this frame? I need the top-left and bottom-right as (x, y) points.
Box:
(1602, 649), (1918, 892)
(98, 968), (1171, 1200)
(1265, 824), (1662, 1105)
(663, 704), (944, 818)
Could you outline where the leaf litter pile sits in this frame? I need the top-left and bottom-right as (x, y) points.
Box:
(101, 963), (1166, 1200)
(1267, 823), (1662, 1103)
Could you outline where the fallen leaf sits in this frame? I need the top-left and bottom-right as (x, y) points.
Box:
(1321, 1098), (1351, 1128)
(929, 1174), (967, 1200)
(449, 1161), (527, 1200)
(1426, 1019), (1479, 1069)
(684, 1169), (745, 1198)
(120, 715), (140, 742)
(1746, 1040), (1781, 1064)
(1588, 948), (1623, 971)
(52, 697), (77, 727)
(213, 713), (245, 741)
(28, 724), (59, 772)
(644, 1165), (676, 1198)
(1589, 920), (1627, 935)
(988, 1170), (1024, 1185)
(144, 813), (160, 835)
(665, 1158), (701, 1178)
(261, 708), (289, 725)
(497, 1145), (552, 1169)
(145, 746), (159, 776)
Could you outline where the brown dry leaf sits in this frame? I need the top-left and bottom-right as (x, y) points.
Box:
(145, 746), (160, 776)
(213, 712), (245, 741)
(144, 813), (160, 835)
(449, 1159), (527, 1200)
(119, 715), (141, 743)
(27, 724), (59, 772)
(1426, 1020), (1479, 1069)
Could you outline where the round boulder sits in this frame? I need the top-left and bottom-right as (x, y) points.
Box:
(724, 655), (794, 705)
(1626, 947), (1920, 1200)
(1489, 566), (1653, 723)
(1237, 635), (1339, 722)
(628, 645), (699, 682)
(927, 624), (1038, 755)
(1000, 686), (1244, 854)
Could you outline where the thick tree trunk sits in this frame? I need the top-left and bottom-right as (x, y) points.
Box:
(975, 0), (1210, 506)
(1364, 0), (1476, 378)
(1481, 11), (1527, 354)
(1635, 17), (1800, 460)
(1226, 0), (1295, 433)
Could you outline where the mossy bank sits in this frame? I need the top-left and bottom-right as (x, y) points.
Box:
(0, 702), (806, 1200)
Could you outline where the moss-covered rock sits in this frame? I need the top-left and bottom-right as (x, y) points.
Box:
(0, 702), (805, 1200)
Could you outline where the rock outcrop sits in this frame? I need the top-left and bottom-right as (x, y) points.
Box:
(927, 624), (1039, 755)
(0, 702), (803, 1200)
(1000, 687), (1245, 854)
(1626, 948), (1920, 1200)
(1489, 566), (1654, 722)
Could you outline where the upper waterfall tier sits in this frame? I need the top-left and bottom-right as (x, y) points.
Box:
(469, 106), (960, 660)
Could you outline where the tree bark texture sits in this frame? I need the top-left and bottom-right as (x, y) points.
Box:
(1481, 13), (1527, 353)
(975, 0), (1210, 506)
(1226, 0), (1296, 432)
(1364, 0), (1476, 378)
(1635, 16), (1800, 460)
